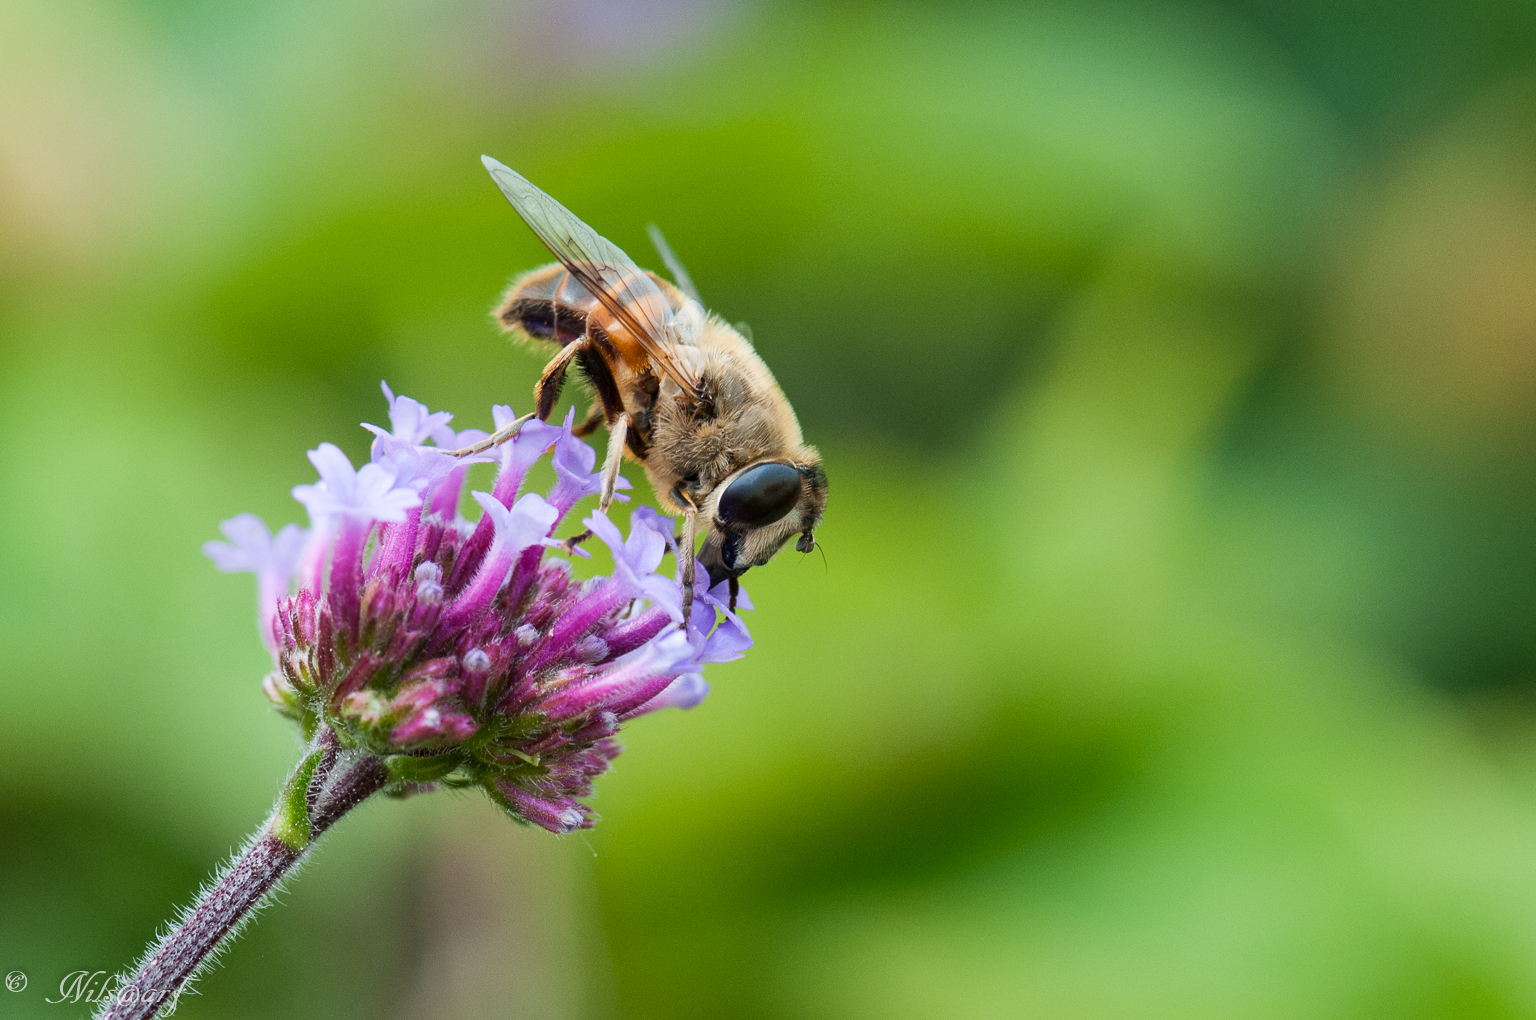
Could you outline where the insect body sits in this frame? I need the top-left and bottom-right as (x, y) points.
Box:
(462, 156), (827, 619)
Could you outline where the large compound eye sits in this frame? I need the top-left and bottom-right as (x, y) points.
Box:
(717, 463), (802, 529)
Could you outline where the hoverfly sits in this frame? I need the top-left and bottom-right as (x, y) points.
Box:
(455, 157), (826, 620)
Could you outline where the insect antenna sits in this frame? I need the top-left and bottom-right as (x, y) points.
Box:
(799, 538), (828, 573)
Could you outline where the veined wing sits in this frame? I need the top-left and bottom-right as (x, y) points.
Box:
(481, 156), (701, 396)
(646, 223), (702, 305)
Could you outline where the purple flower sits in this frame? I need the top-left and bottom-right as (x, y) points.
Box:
(291, 443), (422, 523)
(203, 514), (308, 576)
(630, 505), (677, 548)
(473, 490), (560, 554)
(488, 403), (566, 503)
(363, 433), (464, 495)
(587, 508), (684, 620)
(290, 443), (424, 628)
(203, 514), (307, 654)
(693, 568), (756, 617)
(364, 382), (502, 521)
(437, 491), (559, 632)
(636, 672), (710, 715)
(211, 386), (754, 834)
(547, 408), (630, 516)
(371, 381), (455, 447)
(538, 629), (695, 720)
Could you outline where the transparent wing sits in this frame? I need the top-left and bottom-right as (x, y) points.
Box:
(646, 223), (702, 305)
(482, 156), (700, 395)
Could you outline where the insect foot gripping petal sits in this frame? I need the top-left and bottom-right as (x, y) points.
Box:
(205, 385), (748, 835)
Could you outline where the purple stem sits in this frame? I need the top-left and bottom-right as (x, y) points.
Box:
(95, 732), (387, 1020)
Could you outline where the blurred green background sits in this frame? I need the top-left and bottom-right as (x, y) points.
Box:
(8, 0), (1536, 1016)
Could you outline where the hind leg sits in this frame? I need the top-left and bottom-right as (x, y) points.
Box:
(572, 403), (605, 438)
(448, 411), (534, 457)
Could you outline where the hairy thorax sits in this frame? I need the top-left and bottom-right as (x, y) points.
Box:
(645, 319), (805, 513)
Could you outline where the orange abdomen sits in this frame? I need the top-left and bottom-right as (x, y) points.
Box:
(496, 262), (681, 378)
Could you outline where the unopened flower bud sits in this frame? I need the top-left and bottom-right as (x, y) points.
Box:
(414, 561), (444, 604)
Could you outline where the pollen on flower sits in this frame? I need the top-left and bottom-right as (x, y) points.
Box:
(205, 384), (754, 833)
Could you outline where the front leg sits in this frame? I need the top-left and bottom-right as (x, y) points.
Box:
(680, 506), (698, 627)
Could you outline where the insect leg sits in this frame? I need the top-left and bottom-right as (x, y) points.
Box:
(534, 339), (585, 422)
(448, 411), (533, 457)
(449, 301), (580, 458)
(596, 412), (629, 512)
(572, 403), (605, 438)
(680, 507), (698, 627)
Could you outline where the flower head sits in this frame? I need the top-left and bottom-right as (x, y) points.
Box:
(208, 386), (751, 833)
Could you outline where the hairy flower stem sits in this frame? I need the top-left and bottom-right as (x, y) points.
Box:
(95, 730), (387, 1020)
